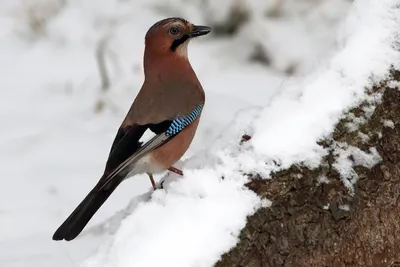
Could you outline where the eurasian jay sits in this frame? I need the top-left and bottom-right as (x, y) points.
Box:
(52, 17), (211, 241)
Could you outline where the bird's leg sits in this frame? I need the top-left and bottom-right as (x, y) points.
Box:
(147, 173), (157, 190)
(168, 166), (183, 176)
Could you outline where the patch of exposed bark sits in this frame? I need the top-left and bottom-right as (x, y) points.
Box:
(216, 72), (400, 267)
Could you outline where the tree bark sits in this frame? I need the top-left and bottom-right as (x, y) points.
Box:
(216, 71), (400, 267)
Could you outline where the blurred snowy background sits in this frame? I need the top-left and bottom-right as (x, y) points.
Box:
(2, 0), (399, 266)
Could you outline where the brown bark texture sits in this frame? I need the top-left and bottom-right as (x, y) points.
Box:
(216, 71), (400, 267)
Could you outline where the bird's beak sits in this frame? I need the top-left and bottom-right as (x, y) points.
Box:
(188, 25), (212, 37)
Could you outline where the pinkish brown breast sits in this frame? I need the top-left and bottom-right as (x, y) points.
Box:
(149, 117), (201, 170)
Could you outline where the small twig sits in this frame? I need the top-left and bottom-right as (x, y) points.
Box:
(96, 35), (111, 93)
(95, 35), (112, 112)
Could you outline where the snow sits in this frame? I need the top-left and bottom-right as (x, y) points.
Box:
(358, 132), (370, 143)
(249, 0), (400, 172)
(1, 0), (399, 267)
(84, 171), (262, 267)
(332, 143), (382, 192)
(383, 119), (395, 128)
(317, 175), (330, 185)
(338, 204), (350, 212)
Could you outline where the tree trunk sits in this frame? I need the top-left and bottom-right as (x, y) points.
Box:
(216, 71), (400, 267)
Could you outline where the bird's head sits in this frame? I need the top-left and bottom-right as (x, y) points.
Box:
(145, 17), (211, 59)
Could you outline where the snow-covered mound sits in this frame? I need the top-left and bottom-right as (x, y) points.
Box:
(1, 0), (398, 267)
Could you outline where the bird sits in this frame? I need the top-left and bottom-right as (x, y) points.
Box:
(52, 17), (211, 241)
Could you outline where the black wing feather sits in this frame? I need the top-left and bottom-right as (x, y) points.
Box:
(103, 124), (148, 178)
(148, 120), (172, 134)
(102, 120), (173, 178)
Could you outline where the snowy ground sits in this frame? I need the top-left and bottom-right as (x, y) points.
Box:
(1, 0), (399, 267)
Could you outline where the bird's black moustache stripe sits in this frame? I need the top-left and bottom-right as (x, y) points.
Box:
(170, 35), (190, 52)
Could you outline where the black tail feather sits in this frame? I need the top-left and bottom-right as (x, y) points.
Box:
(52, 178), (122, 241)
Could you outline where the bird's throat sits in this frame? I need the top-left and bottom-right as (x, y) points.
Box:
(170, 35), (190, 52)
(143, 49), (193, 80)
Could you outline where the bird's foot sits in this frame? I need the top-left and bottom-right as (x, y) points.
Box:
(160, 180), (165, 189)
(159, 166), (183, 189)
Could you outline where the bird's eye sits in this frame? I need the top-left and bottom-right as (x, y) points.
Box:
(169, 26), (180, 36)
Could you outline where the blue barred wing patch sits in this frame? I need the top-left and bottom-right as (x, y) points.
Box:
(165, 104), (203, 136)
